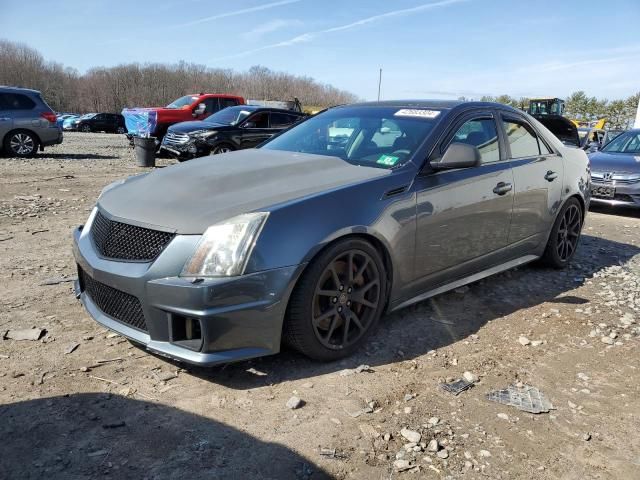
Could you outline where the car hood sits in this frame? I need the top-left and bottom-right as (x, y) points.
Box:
(168, 121), (232, 134)
(98, 149), (390, 234)
(588, 151), (640, 173)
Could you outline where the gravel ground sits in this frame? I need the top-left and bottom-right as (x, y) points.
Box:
(1, 132), (639, 479)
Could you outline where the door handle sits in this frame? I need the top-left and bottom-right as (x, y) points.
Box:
(544, 170), (558, 182)
(493, 182), (513, 195)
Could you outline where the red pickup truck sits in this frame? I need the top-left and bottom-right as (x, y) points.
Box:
(123, 93), (245, 142)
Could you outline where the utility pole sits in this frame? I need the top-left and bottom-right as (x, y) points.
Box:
(377, 68), (382, 102)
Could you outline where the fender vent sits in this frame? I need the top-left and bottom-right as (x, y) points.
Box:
(383, 185), (409, 198)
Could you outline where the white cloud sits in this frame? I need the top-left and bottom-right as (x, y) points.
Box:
(241, 19), (302, 41)
(172, 0), (305, 29)
(214, 0), (470, 60)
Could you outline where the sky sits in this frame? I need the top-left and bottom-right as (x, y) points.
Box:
(1, 0), (639, 101)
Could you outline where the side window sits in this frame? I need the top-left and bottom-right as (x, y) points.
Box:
(0, 93), (7, 110)
(503, 119), (541, 158)
(3, 93), (36, 110)
(220, 98), (239, 109)
(270, 112), (295, 127)
(247, 112), (269, 128)
(449, 117), (500, 163)
(204, 98), (219, 113)
(94, 114), (105, 120)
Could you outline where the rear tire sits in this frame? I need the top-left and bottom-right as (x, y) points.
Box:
(284, 238), (388, 361)
(116, 126), (126, 134)
(541, 197), (583, 268)
(4, 130), (39, 158)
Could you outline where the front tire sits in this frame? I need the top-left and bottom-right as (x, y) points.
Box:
(210, 143), (235, 155)
(284, 238), (388, 361)
(80, 124), (91, 133)
(4, 130), (39, 158)
(541, 197), (583, 268)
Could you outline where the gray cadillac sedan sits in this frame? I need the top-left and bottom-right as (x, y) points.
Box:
(589, 129), (640, 207)
(73, 100), (590, 365)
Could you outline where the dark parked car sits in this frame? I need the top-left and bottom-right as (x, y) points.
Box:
(73, 113), (127, 134)
(73, 100), (590, 366)
(0, 86), (63, 157)
(161, 105), (306, 160)
(588, 129), (640, 207)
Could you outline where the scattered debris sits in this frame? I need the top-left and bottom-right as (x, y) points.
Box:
(436, 449), (449, 459)
(582, 433), (592, 442)
(0, 236), (14, 242)
(286, 396), (304, 409)
(102, 421), (126, 429)
(339, 364), (372, 376)
(393, 459), (413, 472)
(31, 229), (49, 235)
(87, 450), (109, 457)
(64, 342), (80, 354)
(400, 428), (421, 443)
(427, 439), (440, 452)
(155, 371), (178, 382)
(246, 367), (267, 376)
(462, 371), (479, 383)
(40, 276), (76, 286)
(4, 328), (45, 341)
(497, 413), (509, 420)
(486, 385), (554, 414)
(440, 378), (474, 396)
(518, 336), (531, 346)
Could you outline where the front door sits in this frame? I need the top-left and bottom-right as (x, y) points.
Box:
(239, 112), (273, 148)
(500, 114), (564, 252)
(411, 112), (515, 293)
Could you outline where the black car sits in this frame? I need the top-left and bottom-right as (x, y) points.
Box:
(73, 113), (127, 134)
(160, 106), (306, 160)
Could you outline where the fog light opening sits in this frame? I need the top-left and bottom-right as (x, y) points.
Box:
(170, 314), (203, 351)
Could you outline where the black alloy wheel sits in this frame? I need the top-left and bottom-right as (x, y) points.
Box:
(556, 203), (581, 261)
(312, 250), (381, 350)
(80, 124), (91, 133)
(541, 197), (583, 268)
(285, 238), (387, 361)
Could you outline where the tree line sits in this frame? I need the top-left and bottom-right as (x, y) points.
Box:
(0, 39), (358, 113)
(472, 92), (639, 130)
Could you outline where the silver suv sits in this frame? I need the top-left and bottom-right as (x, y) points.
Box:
(0, 86), (63, 157)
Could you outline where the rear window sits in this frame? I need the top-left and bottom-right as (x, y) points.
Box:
(0, 93), (36, 110)
(270, 112), (299, 127)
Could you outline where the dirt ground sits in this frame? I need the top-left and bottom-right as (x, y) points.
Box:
(1, 132), (639, 480)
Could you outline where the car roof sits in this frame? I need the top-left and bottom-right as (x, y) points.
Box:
(0, 85), (41, 94)
(341, 99), (523, 114)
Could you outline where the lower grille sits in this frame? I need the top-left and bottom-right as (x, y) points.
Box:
(79, 268), (147, 332)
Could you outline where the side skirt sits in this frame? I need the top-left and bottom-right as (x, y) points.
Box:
(390, 254), (539, 312)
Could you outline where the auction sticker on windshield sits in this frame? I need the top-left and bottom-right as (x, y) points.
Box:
(394, 109), (440, 119)
(377, 154), (400, 166)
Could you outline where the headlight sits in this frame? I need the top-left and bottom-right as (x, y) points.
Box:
(181, 212), (269, 277)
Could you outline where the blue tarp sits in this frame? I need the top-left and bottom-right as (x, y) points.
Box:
(122, 108), (157, 137)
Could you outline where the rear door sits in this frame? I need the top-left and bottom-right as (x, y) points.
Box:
(500, 113), (564, 252)
(1, 92), (37, 132)
(0, 93), (13, 140)
(411, 110), (515, 292)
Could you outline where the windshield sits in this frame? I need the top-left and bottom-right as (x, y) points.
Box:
(261, 106), (442, 169)
(166, 95), (199, 109)
(204, 106), (257, 126)
(601, 131), (640, 154)
(79, 113), (96, 119)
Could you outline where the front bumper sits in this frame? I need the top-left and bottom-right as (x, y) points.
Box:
(160, 139), (209, 160)
(590, 181), (640, 208)
(72, 218), (302, 366)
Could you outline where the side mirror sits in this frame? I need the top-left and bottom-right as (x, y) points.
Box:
(243, 121), (256, 129)
(431, 143), (481, 170)
(193, 104), (206, 117)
